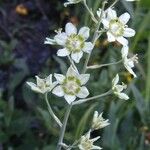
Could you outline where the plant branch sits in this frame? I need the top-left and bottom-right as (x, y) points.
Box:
(87, 59), (122, 70)
(82, 0), (107, 73)
(45, 93), (62, 128)
(83, 0), (98, 24)
(73, 90), (112, 106)
(57, 103), (73, 150)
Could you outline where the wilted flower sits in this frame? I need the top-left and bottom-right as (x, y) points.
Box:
(27, 75), (57, 94)
(112, 74), (129, 100)
(92, 111), (110, 130)
(78, 130), (102, 150)
(121, 46), (138, 78)
(52, 65), (90, 104)
(102, 8), (135, 46)
(45, 22), (94, 63)
(64, 0), (83, 7)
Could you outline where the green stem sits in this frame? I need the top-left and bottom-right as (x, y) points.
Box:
(73, 90), (112, 105)
(87, 59), (122, 70)
(57, 103), (73, 150)
(83, 0), (98, 23)
(82, 0), (107, 74)
(45, 93), (62, 128)
(67, 55), (76, 69)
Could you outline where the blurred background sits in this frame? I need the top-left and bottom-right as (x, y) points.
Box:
(0, 0), (150, 149)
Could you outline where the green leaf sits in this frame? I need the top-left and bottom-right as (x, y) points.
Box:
(75, 104), (96, 139)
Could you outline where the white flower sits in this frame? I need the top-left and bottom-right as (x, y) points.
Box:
(64, 0), (83, 7)
(52, 65), (90, 104)
(92, 111), (110, 130)
(45, 22), (94, 63)
(27, 75), (57, 94)
(78, 130), (102, 150)
(112, 74), (129, 100)
(102, 8), (135, 46)
(121, 46), (138, 78)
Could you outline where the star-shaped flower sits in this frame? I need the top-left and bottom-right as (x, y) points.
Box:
(112, 74), (129, 100)
(121, 46), (138, 78)
(78, 130), (102, 150)
(92, 111), (110, 130)
(52, 65), (90, 104)
(102, 8), (135, 46)
(27, 75), (57, 94)
(45, 22), (94, 63)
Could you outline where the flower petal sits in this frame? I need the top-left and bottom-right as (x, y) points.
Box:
(57, 48), (70, 57)
(123, 28), (136, 37)
(27, 82), (43, 93)
(78, 27), (90, 40)
(117, 36), (128, 46)
(107, 8), (117, 20)
(71, 51), (83, 63)
(54, 74), (65, 84)
(64, 94), (76, 104)
(102, 19), (109, 29)
(44, 38), (56, 45)
(119, 12), (130, 24)
(121, 46), (129, 58)
(124, 63), (137, 78)
(36, 76), (45, 87)
(54, 32), (67, 46)
(107, 32), (116, 42)
(82, 42), (94, 53)
(117, 92), (129, 100)
(77, 86), (89, 98)
(66, 65), (79, 77)
(78, 74), (90, 85)
(52, 85), (64, 97)
(112, 74), (119, 86)
(65, 22), (77, 36)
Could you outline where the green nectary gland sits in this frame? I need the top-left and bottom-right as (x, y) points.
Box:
(62, 76), (81, 95)
(109, 19), (124, 37)
(66, 34), (84, 53)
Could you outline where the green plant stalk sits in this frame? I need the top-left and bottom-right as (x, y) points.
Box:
(87, 59), (122, 70)
(73, 90), (112, 105)
(146, 36), (150, 103)
(45, 93), (62, 127)
(57, 103), (73, 150)
(82, 0), (107, 74)
(83, 0), (98, 23)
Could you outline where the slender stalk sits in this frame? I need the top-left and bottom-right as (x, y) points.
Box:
(57, 103), (73, 150)
(82, 1), (107, 74)
(83, 0), (98, 24)
(44, 93), (62, 128)
(105, 0), (119, 11)
(73, 90), (112, 106)
(67, 55), (76, 69)
(87, 59), (122, 70)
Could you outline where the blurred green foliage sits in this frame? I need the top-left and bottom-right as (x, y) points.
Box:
(0, 0), (150, 150)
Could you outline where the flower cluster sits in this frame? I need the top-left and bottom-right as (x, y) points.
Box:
(26, 0), (139, 149)
(27, 66), (90, 104)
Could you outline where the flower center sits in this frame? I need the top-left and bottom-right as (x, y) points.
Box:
(81, 138), (93, 149)
(62, 76), (81, 95)
(109, 19), (124, 36)
(66, 34), (84, 53)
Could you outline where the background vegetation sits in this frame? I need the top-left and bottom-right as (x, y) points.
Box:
(0, 0), (150, 149)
